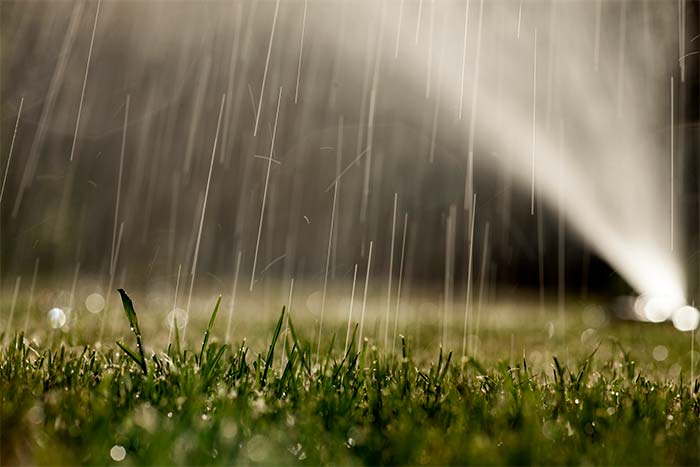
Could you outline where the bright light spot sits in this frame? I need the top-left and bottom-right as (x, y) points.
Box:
(632, 295), (649, 321)
(641, 295), (682, 323)
(85, 293), (105, 314)
(47, 308), (66, 329)
(166, 308), (187, 330)
(672, 306), (700, 332)
(652, 345), (668, 361)
(110, 445), (126, 462)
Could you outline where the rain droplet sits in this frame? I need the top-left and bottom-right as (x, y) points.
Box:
(47, 308), (66, 329)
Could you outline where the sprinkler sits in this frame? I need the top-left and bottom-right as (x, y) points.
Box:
(632, 295), (700, 331)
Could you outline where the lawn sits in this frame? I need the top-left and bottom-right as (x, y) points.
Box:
(2, 289), (699, 465)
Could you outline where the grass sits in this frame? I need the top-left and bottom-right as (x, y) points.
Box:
(2, 290), (700, 465)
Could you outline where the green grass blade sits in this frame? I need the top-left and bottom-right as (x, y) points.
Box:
(261, 307), (285, 386)
(199, 295), (222, 366)
(287, 316), (311, 376)
(202, 345), (227, 386)
(116, 340), (144, 371)
(173, 315), (182, 360)
(117, 289), (147, 375)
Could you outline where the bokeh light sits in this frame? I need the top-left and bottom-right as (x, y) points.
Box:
(166, 308), (187, 331)
(85, 293), (105, 314)
(641, 295), (683, 323)
(110, 445), (126, 462)
(671, 306), (700, 332)
(47, 307), (66, 329)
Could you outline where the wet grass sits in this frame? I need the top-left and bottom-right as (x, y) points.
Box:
(2, 291), (700, 465)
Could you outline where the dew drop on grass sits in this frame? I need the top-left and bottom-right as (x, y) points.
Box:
(110, 445), (126, 462)
(48, 308), (66, 329)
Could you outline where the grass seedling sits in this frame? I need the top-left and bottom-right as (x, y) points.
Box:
(199, 294), (222, 366)
(115, 288), (147, 375)
(261, 306), (285, 386)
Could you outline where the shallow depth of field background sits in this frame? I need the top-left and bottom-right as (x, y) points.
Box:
(2, 0), (700, 359)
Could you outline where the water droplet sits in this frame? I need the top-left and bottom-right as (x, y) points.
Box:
(47, 308), (66, 329)
(110, 445), (126, 462)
